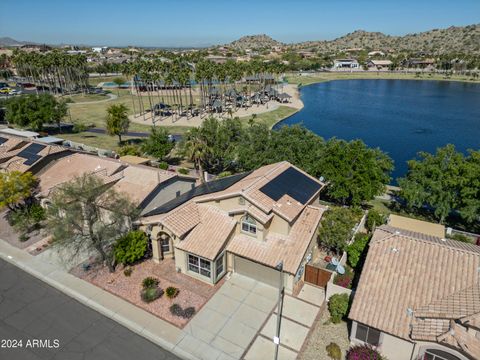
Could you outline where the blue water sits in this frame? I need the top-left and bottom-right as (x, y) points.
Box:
(275, 80), (480, 181)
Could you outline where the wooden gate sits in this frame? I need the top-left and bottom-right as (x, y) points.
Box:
(304, 265), (332, 287)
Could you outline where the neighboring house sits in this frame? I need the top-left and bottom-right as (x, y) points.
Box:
(139, 161), (327, 294)
(333, 59), (359, 69)
(387, 214), (446, 238)
(368, 51), (385, 57)
(349, 224), (480, 360)
(367, 59), (393, 70)
(33, 152), (196, 214)
(0, 134), (70, 173)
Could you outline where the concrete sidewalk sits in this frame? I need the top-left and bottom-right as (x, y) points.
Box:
(0, 240), (194, 360)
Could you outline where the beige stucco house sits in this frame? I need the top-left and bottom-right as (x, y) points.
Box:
(139, 161), (327, 294)
(349, 224), (480, 360)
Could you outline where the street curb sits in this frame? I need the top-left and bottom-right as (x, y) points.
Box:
(0, 249), (194, 360)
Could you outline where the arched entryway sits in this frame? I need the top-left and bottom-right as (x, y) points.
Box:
(152, 231), (172, 261)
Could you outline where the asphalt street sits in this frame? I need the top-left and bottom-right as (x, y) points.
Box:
(0, 258), (181, 360)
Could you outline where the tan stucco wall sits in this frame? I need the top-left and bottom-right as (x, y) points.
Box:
(269, 213), (290, 235)
(412, 341), (470, 360)
(174, 248), (215, 285)
(378, 332), (415, 360)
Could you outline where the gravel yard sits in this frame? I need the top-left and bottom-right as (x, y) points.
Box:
(72, 258), (223, 328)
(299, 307), (351, 360)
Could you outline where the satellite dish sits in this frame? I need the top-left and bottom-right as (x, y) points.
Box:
(331, 257), (339, 266)
(336, 264), (345, 275)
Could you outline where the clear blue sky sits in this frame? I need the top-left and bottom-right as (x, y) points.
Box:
(1, 0), (479, 47)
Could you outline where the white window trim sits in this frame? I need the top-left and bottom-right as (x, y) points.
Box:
(241, 214), (257, 236)
(188, 254), (211, 279)
(353, 322), (383, 347)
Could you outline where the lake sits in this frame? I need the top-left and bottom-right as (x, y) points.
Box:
(274, 79), (480, 181)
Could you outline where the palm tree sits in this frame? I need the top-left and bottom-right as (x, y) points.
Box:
(182, 129), (209, 183)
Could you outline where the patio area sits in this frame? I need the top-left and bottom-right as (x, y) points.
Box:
(71, 258), (223, 328)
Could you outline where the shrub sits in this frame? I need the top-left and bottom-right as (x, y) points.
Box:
(333, 266), (354, 289)
(123, 267), (133, 277)
(114, 230), (148, 265)
(140, 287), (163, 303)
(9, 203), (46, 233)
(326, 342), (342, 360)
(366, 210), (385, 232)
(169, 303), (183, 317)
(165, 286), (179, 299)
(448, 233), (472, 243)
(19, 233), (29, 242)
(177, 168), (189, 175)
(328, 293), (350, 324)
(217, 171), (232, 178)
(169, 303), (196, 318)
(346, 233), (370, 268)
(72, 122), (88, 133)
(118, 144), (141, 156)
(183, 306), (196, 319)
(346, 344), (385, 360)
(142, 277), (159, 289)
(158, 161), (169, 170)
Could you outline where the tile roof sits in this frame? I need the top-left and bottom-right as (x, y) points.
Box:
(199, 161), (325, 222)
(175, 205), (236, 260)
(160, 201), (201, 237)
(227, 205), (325, 274)
(349, 225), (480, 354)
(35, 152), (176, 205)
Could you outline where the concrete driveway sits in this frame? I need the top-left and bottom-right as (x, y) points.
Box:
(176, 274), (278, 360)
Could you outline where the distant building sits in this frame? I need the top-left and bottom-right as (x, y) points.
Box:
(333, 59), (359, 69)
(205, 55), (228, 64)
(20, 44), (51, 53)
(92, 46), (108, 53)
(368, 50), (385, 57)
(404, 58), (435, 69)
(367, 59), (393, 70)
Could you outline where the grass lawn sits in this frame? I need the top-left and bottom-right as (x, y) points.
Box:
(286, 71), (480, 86)
(239, 105), (299, 128)
(68, 93), (109, 103)
(88, 76), (120, 86)
(60, 132), (144, 151)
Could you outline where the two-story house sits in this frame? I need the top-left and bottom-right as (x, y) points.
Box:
(139, 161), (327, 294)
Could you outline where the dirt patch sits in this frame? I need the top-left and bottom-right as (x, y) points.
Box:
(71, 258), (222, 328)
(299, 308), (351, 360)
(0, 211), (46, 249)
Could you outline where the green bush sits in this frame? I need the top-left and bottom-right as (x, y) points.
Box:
(158, 161), (169, 170)
(448, 233), (472, 243)
(142, 277), (159, 289)
(328, 293), (350, 324)
(72, 122), (88, 133)
(123, 267), (133, 277)
(118, 144), (141, 156)
(217, 171), (232, 178)
(177, 168), (189, 175)
(326, 342), (341, 360)
(366, 210), (385, 232)
(333, 266), (354, 289)
(165, 286), (179, 299)
(140, 287), (163, 303)
(9, 203), (46, 233)
(114, 230), (148, 265)
(19, 233), (29, 242)
(346, 233), (370, 268)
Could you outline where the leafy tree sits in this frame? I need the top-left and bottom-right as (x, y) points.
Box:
(141, 127), (174, 160)
(0, 171), (38, 212)
(458, 150), (480, 224)
(318, 207), (358, 254)
(112, 77), (125, 96)
(318, 139), (393, 205)
(106, 104), (130, 144)
(114, 230), (148, 265)
(47, 173), (138, 272)
(365, 209), (386, 232)
(328, 293), (350, 323)
(346, 233), (370, 268)
(398, 145), (464, 224)
(4, 93), (68, 131)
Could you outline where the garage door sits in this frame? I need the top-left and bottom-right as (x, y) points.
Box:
(234, 256), (280, 288)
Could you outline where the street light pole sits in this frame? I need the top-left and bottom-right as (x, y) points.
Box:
(274, 261), (284, 360)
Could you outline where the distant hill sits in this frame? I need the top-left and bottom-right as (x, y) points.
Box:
(0, 36), (32, 47)
(226, 34), (283, 50)
(292, 24), (480, 54)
